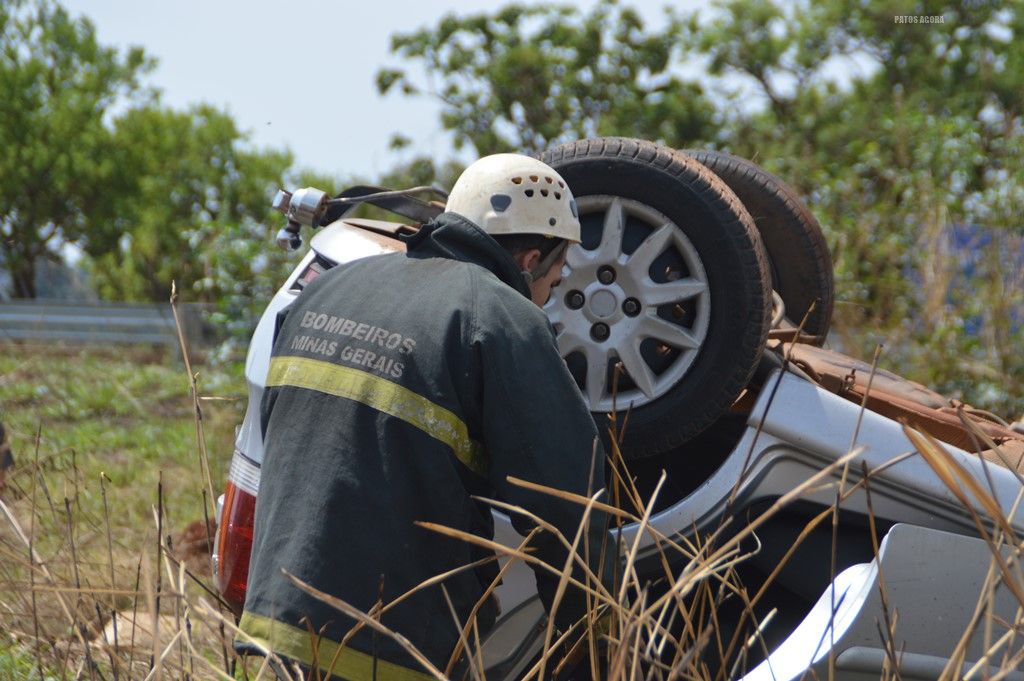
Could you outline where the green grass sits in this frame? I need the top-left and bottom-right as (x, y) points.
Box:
(1, 344), (243, 538)
(3, 342), (1023, 680)
(0, 342), (246, 677)
(0, 645), (53, 681)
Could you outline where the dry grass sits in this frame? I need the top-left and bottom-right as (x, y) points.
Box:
(0, 325), (243, 680)
(2, 317), (1024, 680)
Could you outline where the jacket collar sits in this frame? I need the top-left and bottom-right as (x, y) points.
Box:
(404, 212), (532, 299)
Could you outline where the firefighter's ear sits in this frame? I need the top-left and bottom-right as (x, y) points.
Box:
(512, 248), (542, 274)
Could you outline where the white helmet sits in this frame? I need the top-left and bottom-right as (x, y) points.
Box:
(446, 154), (581, 242)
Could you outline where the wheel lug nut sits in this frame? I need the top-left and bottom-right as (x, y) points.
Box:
(597, 266), (616, 285)
(591, 323), (610, 342)
(623, 298), (641, 316)
(566, 290), (585, 309)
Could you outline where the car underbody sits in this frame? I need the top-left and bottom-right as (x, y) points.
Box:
(214, 139), (1024, 679)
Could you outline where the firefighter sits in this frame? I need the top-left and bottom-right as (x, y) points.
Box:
(238, 154), (615, 680)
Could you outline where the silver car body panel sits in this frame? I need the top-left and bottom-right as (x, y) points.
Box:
(234, 221), (404, 467)
(482, 371), (1024, 673)
(746, 523), (1024, 681)
(234, 221), (1022, 677)
(634, 370), (1024, 550)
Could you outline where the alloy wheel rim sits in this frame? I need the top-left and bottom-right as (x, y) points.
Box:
(545, 195), (711, 412)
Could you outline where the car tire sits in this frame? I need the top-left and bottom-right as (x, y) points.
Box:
(682, 150), (834, 342)
(541, 138), (772, 458)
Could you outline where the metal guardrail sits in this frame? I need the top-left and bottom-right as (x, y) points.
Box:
(0, 300), (212, 347)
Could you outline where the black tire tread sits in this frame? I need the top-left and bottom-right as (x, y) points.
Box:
(542, 137), (772, 456)
(683, 149), (834, 340)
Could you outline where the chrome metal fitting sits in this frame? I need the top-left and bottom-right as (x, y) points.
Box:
(276, 226), (302, 251)
(271, 189), (292, 215)
(287, 187), (329, 227)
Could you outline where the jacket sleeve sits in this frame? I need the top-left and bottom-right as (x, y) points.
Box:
(475, 295), (618, 633)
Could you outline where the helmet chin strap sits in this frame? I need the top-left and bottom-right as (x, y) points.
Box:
(523, 240), (570, 287)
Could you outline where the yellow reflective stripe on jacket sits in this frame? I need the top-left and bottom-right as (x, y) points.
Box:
(266, 355), (487, 476)
(239, 611), (434, 681)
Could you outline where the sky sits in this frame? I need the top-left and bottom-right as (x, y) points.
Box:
(63, 0), (704, 182)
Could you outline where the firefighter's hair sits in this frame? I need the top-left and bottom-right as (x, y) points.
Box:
(493, 233), (566, 277)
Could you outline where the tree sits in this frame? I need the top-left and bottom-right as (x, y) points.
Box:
(0, 0), (149, 298)
(377, 0), (719, 156)
(0, 0), (294, 334)
(83, 104), (293, 337)
(85, 104), (291, 302)
(381, 0), (1024, 415)
(678, 0), (1024, 413)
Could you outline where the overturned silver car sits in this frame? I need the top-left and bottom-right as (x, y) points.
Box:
(214, 137), (1024, 680)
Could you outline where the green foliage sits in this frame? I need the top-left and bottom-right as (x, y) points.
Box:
(376, 155), (464, 191)
(0, 0), (301, 342)
(3, 0), (1021, 415)
(0, 0), (150, 298)
(0, 344), (244, 675)
(0, 344), (243, 547)
(82, 104), (295, 339)
(0, 0), (285, 340)
(378, 0), (719, 155)
(86, 106), (288, 296)
(681, 0), (1024, 414)
(0, 643), (53, 680)
(382, 0), (1024, 415)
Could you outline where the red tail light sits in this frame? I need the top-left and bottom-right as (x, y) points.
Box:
(216, 452), (260, 614)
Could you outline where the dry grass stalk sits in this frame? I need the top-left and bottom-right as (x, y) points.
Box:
(536, 491), (603, 681)
(443, 530), (541, 677)
(281, 570), (448, 681)
(169, 281), (217, 522)
(0, 495), (96, 657)
(6, 302), (1024, 681)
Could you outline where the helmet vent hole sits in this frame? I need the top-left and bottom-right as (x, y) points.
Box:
(525, 189), (534, 197)
(549, 218), (557, 226)
(557, 180), (565, 189)
(540, 189), (549, 197)
(511, 177), (523, 185)
(490, 193), (512, 212)
(529, 175), (539, 182)
(545, 176), (553, 184)
(554, 192), (561, 200)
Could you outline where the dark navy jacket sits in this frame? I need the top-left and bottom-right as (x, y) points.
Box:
(239, 213), (614, 680)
